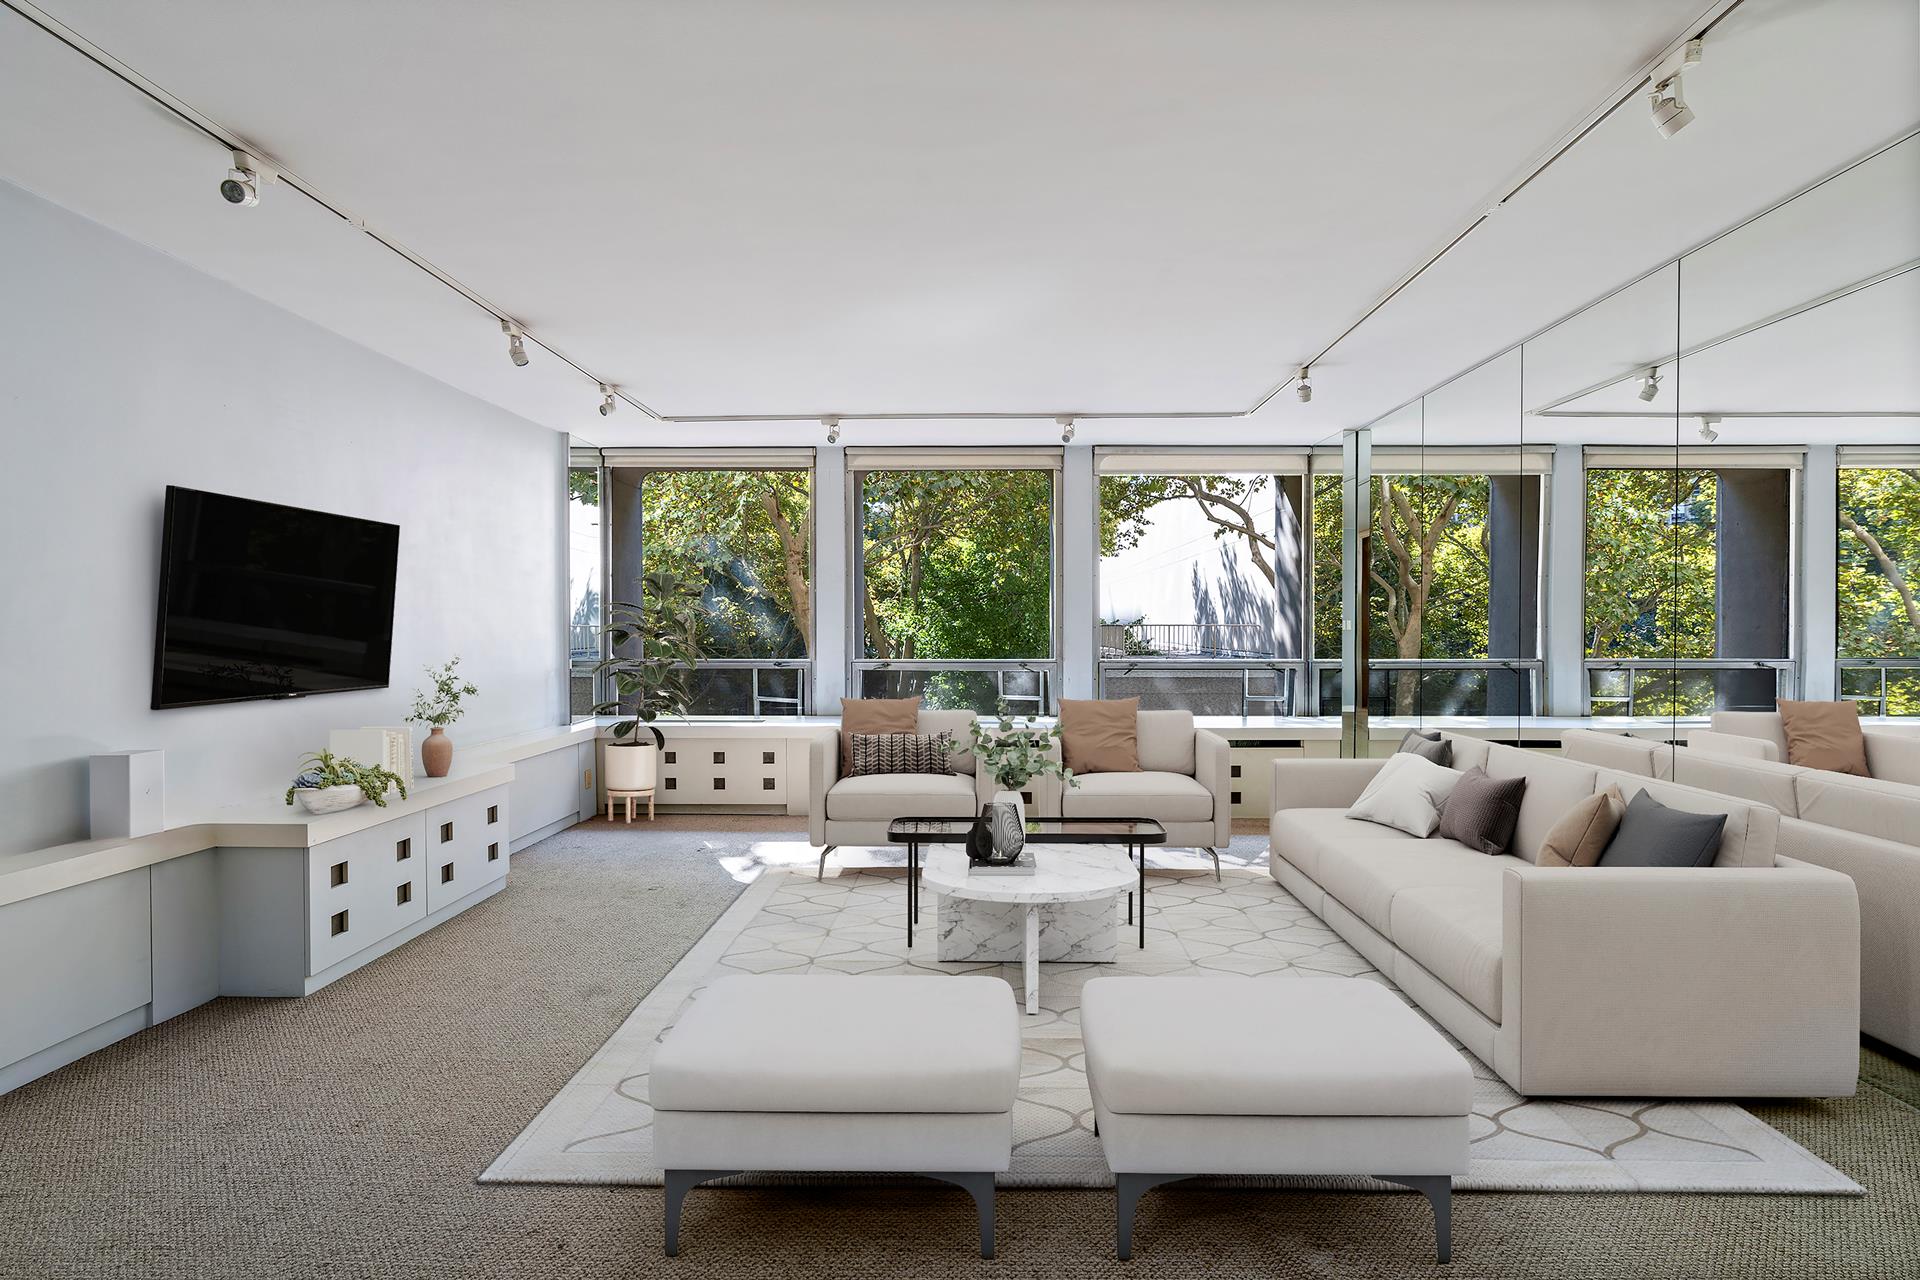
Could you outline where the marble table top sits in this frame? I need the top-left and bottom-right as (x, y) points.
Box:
(920, 845), (1137, 904)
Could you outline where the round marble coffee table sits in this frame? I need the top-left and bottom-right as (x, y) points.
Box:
(919, 846), (1138, 1015)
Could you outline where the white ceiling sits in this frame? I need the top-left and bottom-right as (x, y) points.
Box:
(1, 0), (1915, 448)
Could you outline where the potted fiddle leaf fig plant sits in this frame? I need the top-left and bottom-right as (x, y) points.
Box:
(593, 568), (705, 797)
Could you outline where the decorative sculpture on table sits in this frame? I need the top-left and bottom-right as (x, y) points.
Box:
(965, 698), (1078, 866)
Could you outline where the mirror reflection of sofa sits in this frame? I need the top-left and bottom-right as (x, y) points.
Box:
(1565, 722), (1920, 1058)
(1269, 733), (1860, 1099)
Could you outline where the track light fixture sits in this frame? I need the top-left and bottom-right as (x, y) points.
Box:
(1637, 366), (1661, 402)
(1649, 39), (1702, 138)
(220, 150), (274, 206)
(1698, 414), (1721, 444)
(823, 416), (840, 445)
(599, 384), (617, 417)
(501, 319), (529, 367)
(1295, 367), (1313, 404)
(1057, 416), (1076, 444)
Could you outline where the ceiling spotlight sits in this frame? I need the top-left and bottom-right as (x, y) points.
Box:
(1649, 38), (1702, 138)
(1295, 366), (1313, 404)
(598, 384), (617, 417)
(1057, 415), (1076, 444)
(501, 319), (529, 367)
(220, 150), (273, 206)
(1637, 366), (1661, 402)
(1698, 414), (1721, 444)
(823, 416), (840, 445)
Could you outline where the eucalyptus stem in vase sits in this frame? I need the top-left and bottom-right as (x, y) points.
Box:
(406, 657), (478, 778)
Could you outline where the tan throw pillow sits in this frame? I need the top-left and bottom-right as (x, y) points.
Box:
(838, 696), (920, 773)
(1776, 700), (1870, 777)
(1060, 698), (1139, 774)
(1536, 784), (1624, 868)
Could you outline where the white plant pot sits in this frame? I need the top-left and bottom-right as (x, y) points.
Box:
(295, 784), (367, 815)
(606, 741), (659, 792)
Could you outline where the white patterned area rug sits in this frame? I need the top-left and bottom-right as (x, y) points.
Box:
(483, 858), (1860, 1196)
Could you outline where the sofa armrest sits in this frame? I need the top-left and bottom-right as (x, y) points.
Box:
(808, 733), (839, 847)
(1685, 729), (1779, 763)
(1195, 730), (1231, 847)
(1779, 820), (1920, 1054)
(1865, 730), (1920, 787)
(1270, 758), (1385, 812)
(1499, 865), (1859, 1097)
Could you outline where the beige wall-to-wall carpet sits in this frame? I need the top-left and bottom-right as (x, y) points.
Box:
(486, 860), (1858, 1194)
(1, 820), (1916, 1280)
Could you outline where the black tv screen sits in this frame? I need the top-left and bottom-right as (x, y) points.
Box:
(151, 486), (399, 709)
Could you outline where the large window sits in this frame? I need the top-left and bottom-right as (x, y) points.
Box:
(1096, 468), (1301, 714)
(856, 466), (1054, 713)
(608, 465), (812, 716)
(1838, 465), (1920, 716)
(567, 462), (602, 720)
(1583, 462), (1794, 717)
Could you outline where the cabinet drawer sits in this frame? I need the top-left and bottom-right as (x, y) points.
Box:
(308, 812), (428, 975)
(425, 787), (509, 912)
(659, 738), (788, 803)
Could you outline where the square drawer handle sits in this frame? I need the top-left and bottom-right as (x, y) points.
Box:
(441, 863), (455, 884)
(487, 843), (500, 862)
(487, 804), (499, 825)
(440, 821), (454, 843)
(330, 909), (349, 937)
(396, 882), (413, 906)
(395, 838), (411, 861)
(330, 861), (348, 888)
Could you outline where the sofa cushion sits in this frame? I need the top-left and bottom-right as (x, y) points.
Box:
(1671, 750), (1804, 817)
(919, 709), (979, 774)
(652, 975), (1019, 1114)
(1060, 698), (1139, 774)
(826, 772), (977, 821)
(838, 696), (920, 772)
(1777, 700), (1870, 776)
(1598, 790), (1726, 868)
(1390, 884), (1507, 1022)
(1397, 728), (1452, 766)
(1482, 744), (1596, 864)
(1560, 730), (1673, 780)
(1314, 842), (1504, 938)
(1436, 766), (1527, 856)
(1795, 771), (1920, 849)
(1063, 770), (1212, 822)
(1346, 753), (1463, 838)
(1864, 729), (1920, 787)
(1536, 785), (1623, 868)
(1136, 710), (1198, 775)
(1596, 770), (1776, 867)
(1441, 734), (1491, 772)
(848, 731), (955, 777)
(1270, 809), (1415, 883)
(1710, 711), (1790, 761)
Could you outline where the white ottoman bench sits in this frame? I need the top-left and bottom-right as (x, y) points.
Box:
(650, 974), (1020, 1257)
(1082, 976), (1472, 1263)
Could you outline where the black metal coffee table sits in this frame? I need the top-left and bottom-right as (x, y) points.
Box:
(888, 817), (1167, 949)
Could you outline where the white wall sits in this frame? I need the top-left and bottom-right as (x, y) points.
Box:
(0, 180), (567, 856)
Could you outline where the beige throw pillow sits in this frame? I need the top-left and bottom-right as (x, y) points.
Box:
(1536, 784), (1624, 868)
(1060, 698), (1140, 774)
(1776, 699), (1870, 777)
(838, 696), (920, 773)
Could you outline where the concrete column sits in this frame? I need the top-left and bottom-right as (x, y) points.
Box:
(1715, 468), (1792, 709)
(1487, 474), (1541, 716)
(606, 468), (646, 663)
(1800, 447), (1836, 701)
(1544, 446), (1587, 715)
(1058, 446), (1097, 702)
(1275, 476), (1305, 660)
(811, 447), (848, 713)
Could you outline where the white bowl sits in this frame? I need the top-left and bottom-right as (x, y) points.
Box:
(295, 784), (367, 815)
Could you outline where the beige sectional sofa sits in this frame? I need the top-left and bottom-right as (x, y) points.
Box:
(1564, 725), (1920, 1057)
(1689, 710), (1920, 786)
(1270, 734), (1860, 1098)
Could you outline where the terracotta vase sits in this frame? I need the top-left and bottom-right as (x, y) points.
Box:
(422, 726), (453, 778)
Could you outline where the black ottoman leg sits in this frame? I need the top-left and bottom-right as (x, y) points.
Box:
(1375, 1174), (1453, 1263)
(663, 1169), (740, 1256)
(1115, 1173), (1189, 1261)
(921, 1171), (997, 1258)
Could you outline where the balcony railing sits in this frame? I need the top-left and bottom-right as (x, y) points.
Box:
(853, 660), (1053, 716)
(1837, 659), (1920, 717)
(1584, 659), (1793, 718)
(1099, 622), (1270, 660)
(1099, 661), (1303, 717)
(1313, 658), (1546, 718)
(568, 622), (600, 663)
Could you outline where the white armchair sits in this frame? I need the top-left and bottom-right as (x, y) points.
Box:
(808, 709), (985, 878)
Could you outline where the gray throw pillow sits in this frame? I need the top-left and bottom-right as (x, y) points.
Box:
(1435, 766), (1527, 855)
(1597, 790), (1727, 868)
(1397, 729), (1451, 767)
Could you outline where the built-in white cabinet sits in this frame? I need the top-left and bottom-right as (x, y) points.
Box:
(658, 737), (789, 805)
(423, 788), (509, 912)
(307, 811), (429, 976)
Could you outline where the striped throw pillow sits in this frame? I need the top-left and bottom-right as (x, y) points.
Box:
(848, 731), (956, 777)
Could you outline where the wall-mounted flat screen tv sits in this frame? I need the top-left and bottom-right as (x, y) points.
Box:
(151, 486), (400, 709)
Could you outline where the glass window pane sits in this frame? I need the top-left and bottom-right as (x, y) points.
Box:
(1838, 468), (1920, 668)
(1585, 468), (1718, 661)
(857, 667), (1047, 716)
(860, 470), (1052, 660)
(1311, 475), (1342, 661)
(567, 466), (602, 720)
(1097, 474), (1278, 659)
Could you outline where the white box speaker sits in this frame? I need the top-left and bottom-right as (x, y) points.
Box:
(90, 749), (166, 840)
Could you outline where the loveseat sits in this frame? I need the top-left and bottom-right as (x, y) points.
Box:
(1269, 734), (1860, 1098)
(1564, 726), (1920, 1056)
(809, 709), (985, 876)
